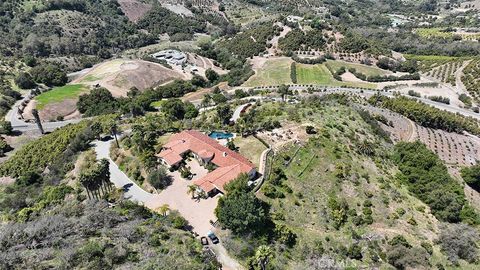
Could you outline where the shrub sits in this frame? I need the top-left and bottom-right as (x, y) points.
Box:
(438, 223), (479, 264)
(14, 72), (36, 89)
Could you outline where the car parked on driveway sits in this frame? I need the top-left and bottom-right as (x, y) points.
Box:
(200, 236), (209, 246)
(207, 231), (219, 244)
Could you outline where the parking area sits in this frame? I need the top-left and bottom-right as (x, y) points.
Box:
(146, 159), (220, 235)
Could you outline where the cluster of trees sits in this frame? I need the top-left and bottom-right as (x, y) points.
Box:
(461, 164), (480, 192)
(0, 73), (21, 118)
(0, 116), (117, 220)
(393, 141), (477, 223)
(376, 58), (419, 73)
(290, 62), (297, 84)
(278, 29), (326, 52)
(15, 63), (68, 89)
(161, 99), (198, 120)
(0, 0), (155, 61)
(291, 54), (329, 64)
(137, 5), (206, 41)
(428, 95), (450, 104)
(220, 23), (280, 59)
(215, 174), (270, 235)
(371, 95), (480, 135)
(79, 159), (112, 200)
(76, 80), (199, 117)
(197, 41), (254, 86)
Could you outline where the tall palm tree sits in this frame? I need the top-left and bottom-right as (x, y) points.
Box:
(255, 245), (273, 270)
(158, 204), (170, 217)
(187, 185), (197, 199)
(79, 175), (92, 200)
(32, 109), (44, 134)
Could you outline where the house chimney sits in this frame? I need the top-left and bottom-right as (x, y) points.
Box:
(223, 152), (227, 157)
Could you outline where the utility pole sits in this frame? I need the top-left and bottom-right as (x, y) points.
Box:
(32, 109), (44, 134)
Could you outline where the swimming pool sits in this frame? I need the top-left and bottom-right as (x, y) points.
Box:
(209, 131), (234, 140)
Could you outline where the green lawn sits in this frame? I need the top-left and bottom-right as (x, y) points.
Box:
(243, 58), (293, 87)
(35, 84), (87, 109)
(296, 64), (334, 85)
(325, 60), (389, 77)
(296, 63), (376, 88)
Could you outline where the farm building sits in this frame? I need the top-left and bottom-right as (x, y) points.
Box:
(156, 130), (257, 196)
(151, 49), (187, 65)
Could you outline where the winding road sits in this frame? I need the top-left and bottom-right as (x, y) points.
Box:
(5, 96), (82, 132)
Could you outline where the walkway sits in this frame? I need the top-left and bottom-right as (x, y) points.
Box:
(230, 102), (254, 123)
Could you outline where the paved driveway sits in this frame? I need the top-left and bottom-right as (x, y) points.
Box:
(94, 139), (155, 204)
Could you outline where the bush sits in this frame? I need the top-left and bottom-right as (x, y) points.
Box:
(438, 223), (479, 264)
(147, 168), (173, 190)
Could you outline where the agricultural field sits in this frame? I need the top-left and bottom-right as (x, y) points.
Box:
(415, 28), (480, 41)
(325, 60), (390, 77)
(362, 105), (480, 166)
(404, 54), (461, 72)
(222, 0), (272, 26)
(462, 58), (480, 101)
(414, 126), (480, 166)
(296, 63), (376, 88)
(243, 58), (293, 87)
(424, 60), (464, 85)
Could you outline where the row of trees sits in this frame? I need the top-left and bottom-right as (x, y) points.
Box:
(371, 95), (480, 135)
(79, 159), (112, 200)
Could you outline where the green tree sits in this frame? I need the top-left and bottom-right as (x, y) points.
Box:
(14, 72), (36, 89)
(216, 104), (232, 124)
(461, 165), (480, 192)
(205, 68), (219, 83)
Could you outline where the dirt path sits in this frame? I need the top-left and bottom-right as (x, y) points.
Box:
(455, 60), (473, 96)
(406, 119), (417, 142)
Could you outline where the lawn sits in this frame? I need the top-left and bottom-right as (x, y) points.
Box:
(296, 63), (376, 88)
(243, 58), (293, 87)
(325, 60), (390, 77)
(233, 135), (267, 168)
(35, 84), (88, 109)
(296, 64), (335, 85)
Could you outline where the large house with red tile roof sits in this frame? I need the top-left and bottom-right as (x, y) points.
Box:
(156, 130), (257, 196)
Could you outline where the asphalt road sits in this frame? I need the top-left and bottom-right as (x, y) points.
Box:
(5, 96), (82, 132)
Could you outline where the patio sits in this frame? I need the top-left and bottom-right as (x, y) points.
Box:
(146, 159), (220, 235)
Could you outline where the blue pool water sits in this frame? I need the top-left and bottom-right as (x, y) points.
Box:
(209, 131), (234, 140)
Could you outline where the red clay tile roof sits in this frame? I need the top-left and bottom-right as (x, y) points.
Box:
(157, 130), (256, 193)
(157, 149), (182, 166)
(194, 164), (242, 193)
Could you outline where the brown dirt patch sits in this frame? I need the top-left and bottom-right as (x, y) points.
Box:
(117, 0), (152, 22)
(39, 99), (79, 121)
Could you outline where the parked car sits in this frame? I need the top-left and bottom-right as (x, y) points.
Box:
(200, 236), (209, 246)
(207, 231), (219, 244)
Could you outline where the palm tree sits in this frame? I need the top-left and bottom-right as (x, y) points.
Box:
(158, 204), (170, 217)
(255, 245), (273, 270)
(187, 185), (197, 199)
(79, 174), (92, 200)
(32, 109), (44, 134)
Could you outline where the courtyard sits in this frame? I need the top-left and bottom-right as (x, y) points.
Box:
(146, 159), (220, 235)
